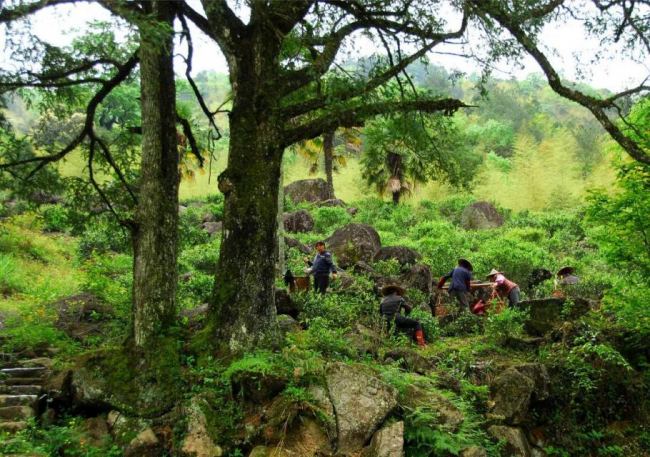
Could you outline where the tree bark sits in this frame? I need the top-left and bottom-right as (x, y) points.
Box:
(132, 0), (180, 349)
(208, 31), (284, 354)
(392, 191), (400, 205)
(323, 131), (335, 199)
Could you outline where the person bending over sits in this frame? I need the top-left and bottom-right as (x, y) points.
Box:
(379, 284), (426, 348)
(486, 269), (520, 307)
(303, 241), (338, 294)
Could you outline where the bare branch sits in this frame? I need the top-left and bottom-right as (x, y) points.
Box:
(177, 115), (205, 167)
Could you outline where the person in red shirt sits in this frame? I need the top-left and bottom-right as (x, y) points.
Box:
(486, 269), (520, 307)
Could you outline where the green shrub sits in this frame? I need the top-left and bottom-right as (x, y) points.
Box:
(178, 271), (214, 309)
(179, 238), (221, 274)
(0, 253), (25, 295)
(39, 204), (70, 232)
(484, 306), (529, 345)
(440, 313), (483, 337)
(312, 206), (351, 233)
(78, 220), (130, 258)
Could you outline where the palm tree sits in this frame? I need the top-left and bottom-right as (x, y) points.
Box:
(295, 128), (362, 199)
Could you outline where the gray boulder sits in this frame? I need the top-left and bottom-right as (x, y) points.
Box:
(277, 314), (300, 339)
(320, 198), (346, 208)
(285, 179), (331, 204)
(326, 363), (398, 453)
(487, 426), (532, 457)
(374, 246), (422, 268)
(275, 288), (299, 317)
(516, 297), (591, 336)
(326, 223), (381, 268)
(284, 237), (312, 255)
(399, 384), (464, 432)
(200, 221), (222, 237)
(490, 368), (535, 425)
(513, 363), (551, 402)
(362, 421), (404, 457)
(460, 202), (505, 230)
(283, 210), (314, 233)
(180, 303), (209, 320)
(124, 428), (161, 457)
(400, 264), (433, 295)
(308, 385), (337, 441)
(385, 348), (434, 374)
(347, 207), (359, 216)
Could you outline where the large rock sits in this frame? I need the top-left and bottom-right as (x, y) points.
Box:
(283, 210), (314, 233)
(400, 264), (433, 295)
(124, 428), (161, 457)
(53, 292), (113, 343)
(181, 396), (223, 457)
(374, 246), (422, 268)
(284, 237), (312, 255)
(460, 447), (488, 457)
(516, 297), (591, 336)
(308, 385), (337, 441)
(320, 198), (346, 208)
(487, 426), (532, 457)
(384, 348), (434, 374)
(326, 363), (398, 453)
(200, 222), (222, 237)
(275, 288), (299, 317)
(513, 363), (551, 402)
(399, 384), (464, 432)
(78, 417), (110, 448)
(277, 315), (300, 339)
(363, 421), (404, 457)
(490, 368), (535, 425)
(460, 202), (505, 230)
(107, 410), (151, 444)
(326, 223), (381, 268)
(285, 179), (331, 204)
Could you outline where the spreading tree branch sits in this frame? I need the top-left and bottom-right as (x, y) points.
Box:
(0, 51), (140, 176)
(473, 0), (650, 164)
(282, 97), (471, 146)
(0, 0), (82, 24)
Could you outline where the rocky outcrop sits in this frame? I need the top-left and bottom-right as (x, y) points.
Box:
(490, 368), (535, 425)
(363, 421), (404, 457)
(460, 202), (505, 230)
(200, 222), (222, 237)
(285, 179), (331, 204)
(487, 425), (532, 457)
(516, 297), (591, 335)
(374, 246), (422, 268)
(326, 363), (398, 453)
(277, 315), (300, 339)
(107, 410), (151, 444)
(308, 385), (337, 440)
(384, 348), (434, 375)
(512, 363), (551, 402)
(275, 288), (299, 317)
(460, 447), (488, 457)
(283, 210), (314, 233)
(181, 396), (223, 457)
(400, 264), (433, 295)
(399, 384), (464, 432)
(326, 223), (381, 268)
(284, 237), (312, 255)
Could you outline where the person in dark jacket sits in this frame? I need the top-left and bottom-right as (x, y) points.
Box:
(379, 284), (426, 347)
(437, 258), (473, 313)
(303, 241), (338, 294)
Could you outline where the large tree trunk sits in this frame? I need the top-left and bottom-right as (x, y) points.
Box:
(132, 0), (180, 349)
(208, 35), (284, 354)
(392, 191), (401, 204)
(323, 131), (335, 199)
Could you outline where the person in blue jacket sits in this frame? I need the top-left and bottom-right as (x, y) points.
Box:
(303, 241), (338, 294)
(437, 258), (474, 313)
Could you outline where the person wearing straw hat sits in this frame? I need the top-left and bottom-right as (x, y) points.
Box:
(486, 269), (520, 307)
(379, 283), (426, 347)
(437, 258), (474, 313)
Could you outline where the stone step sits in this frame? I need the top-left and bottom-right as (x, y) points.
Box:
(0, 395), (37, 407)
(19, 358), (54, 369)
(0, 367), (46, 378)
(0, 405), (35, 421)
(0, 385), (41, 395)
(0, 421), (29, 433)
(2, 378), (44, 386)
